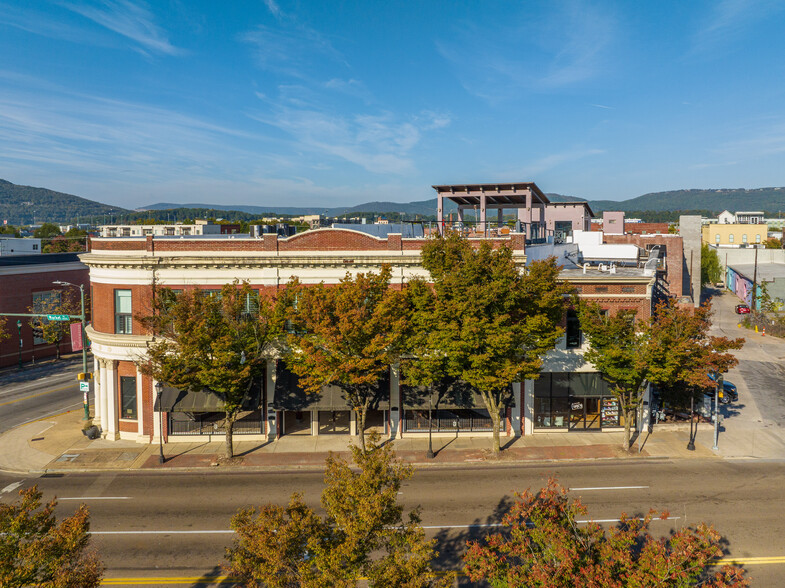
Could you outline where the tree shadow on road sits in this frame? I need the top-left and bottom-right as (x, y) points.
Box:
(189, 564), (236, 587)
(430, 492), (516, 586)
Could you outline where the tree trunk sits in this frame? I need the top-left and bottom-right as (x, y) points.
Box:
(622, 407), (632, 451)
(56, 340), (61, 360)
(224, 412), (236, 459)
(481, 392), (502, 457)
(358, 400), (369, 454)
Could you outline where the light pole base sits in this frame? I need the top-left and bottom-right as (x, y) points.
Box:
(426, 448), (435, 459)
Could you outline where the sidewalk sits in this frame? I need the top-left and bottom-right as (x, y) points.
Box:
(4, 407), (774, 475)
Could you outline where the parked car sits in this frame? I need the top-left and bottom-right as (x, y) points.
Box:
(704, 375), (738, 404)
(735, 304), (751, 314)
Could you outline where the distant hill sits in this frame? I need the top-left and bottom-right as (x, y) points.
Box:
(0, 179), (123, 224)
(6, 178), (785, 224)
(588, 187), (785, 213)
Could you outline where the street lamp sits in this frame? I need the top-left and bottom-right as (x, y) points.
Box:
(155, 380), (165, 464)
(53, 280), (89, 420)
(426, 393), (435, 459)
(16, 319), (22, 369)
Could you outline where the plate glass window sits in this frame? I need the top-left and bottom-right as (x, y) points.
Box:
(120, 376), (137, 419)
(31, 290), (61, 345)
(114, 289), (132, 334)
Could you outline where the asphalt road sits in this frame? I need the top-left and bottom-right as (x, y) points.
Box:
(0, 357), (84, 433)
(1, 459), (783, 586)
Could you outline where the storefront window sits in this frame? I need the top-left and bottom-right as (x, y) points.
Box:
(534, 373), (626, 431)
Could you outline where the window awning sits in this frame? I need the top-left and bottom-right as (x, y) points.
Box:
(273, 364), (390, 411)
(401, 380), (510, 410)
(154, 380), (262, 412)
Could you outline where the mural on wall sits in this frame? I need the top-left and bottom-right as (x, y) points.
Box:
(727, 266), (752, 305)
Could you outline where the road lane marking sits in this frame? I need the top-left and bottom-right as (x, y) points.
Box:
(1, 481), (23, 494)
(0, 384), (75, 407)
(97, 558), (785, 585)
(421, 517), (680, 530)
(91, 530), (234, 535)
(60, 497), (131, 501)
(569, 485), (649, 491)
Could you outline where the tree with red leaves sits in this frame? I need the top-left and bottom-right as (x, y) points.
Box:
(464, 477), (748, 588)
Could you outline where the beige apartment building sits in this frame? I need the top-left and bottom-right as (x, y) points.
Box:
(702, 223), (767, 248)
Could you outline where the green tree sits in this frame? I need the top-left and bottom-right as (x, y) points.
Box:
(419, 233), (572, 456)
(645, 300), (743, 409)
(0, 224), (20, 237)
(283, 267), (409, 454)
(579, 304), (645, 451)
(580, 300), (744, 450)
(701, 243), (723, 287)
(464, 477), (747, 588)
(0, 485), (103, 588)
(28, 291), (81, 360)
(33, 222), (62, 240)
(0, 317), (10, 344)
(139, 281), (281, 459)
(226, 435), (451, 587)
(764, 237), (782, 249)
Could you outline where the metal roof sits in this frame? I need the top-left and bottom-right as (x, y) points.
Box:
(432, 182), (550, 207)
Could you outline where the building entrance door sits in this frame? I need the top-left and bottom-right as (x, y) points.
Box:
(569, 397), (602, 430)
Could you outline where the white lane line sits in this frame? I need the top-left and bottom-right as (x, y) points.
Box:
(1, 481), (23, 494)
(59, 497), (132, 501)
(88, 516), (683, 536)
(422, 517), (679, 530)
(569, 486), (649, 491)
(91, 530), (234, 535)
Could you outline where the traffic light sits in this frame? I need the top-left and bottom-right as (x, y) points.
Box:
(77, 372), (93, 381)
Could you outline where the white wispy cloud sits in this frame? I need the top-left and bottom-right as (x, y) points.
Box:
(436, 1), (616, 101)
(60, 0), (182, 56)
(494, 148), (605, 179)
(690, 0), (782, 56)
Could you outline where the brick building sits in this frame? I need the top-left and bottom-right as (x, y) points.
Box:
(0, 253), (89, 368)
(81, 225), (660, 445)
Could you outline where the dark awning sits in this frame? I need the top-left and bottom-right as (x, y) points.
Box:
(273, 364), (390, 411)
(401, 379), (510, 410)
(154, 379), (262, 412)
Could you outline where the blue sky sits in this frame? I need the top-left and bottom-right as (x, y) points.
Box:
(2, 0), (785, 210)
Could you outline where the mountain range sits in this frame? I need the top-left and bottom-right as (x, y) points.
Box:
(3, 178), (785, 223)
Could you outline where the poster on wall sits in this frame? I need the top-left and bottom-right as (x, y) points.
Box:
(601, 398), (620, 427)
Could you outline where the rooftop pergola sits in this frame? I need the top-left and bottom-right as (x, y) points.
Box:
(432, 182), (550, 238)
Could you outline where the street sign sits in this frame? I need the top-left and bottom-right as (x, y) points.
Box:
(79, 381), (90, 392)
(47, 314), (70, 321)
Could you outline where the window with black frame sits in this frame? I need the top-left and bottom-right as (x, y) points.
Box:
(120, 376), (137, 420)
(565, 308), (581, 349)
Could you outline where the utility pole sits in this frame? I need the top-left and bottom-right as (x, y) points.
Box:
(752, 246), (759, 312)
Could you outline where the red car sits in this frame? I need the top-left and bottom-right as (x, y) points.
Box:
(735, 304), (751, 314)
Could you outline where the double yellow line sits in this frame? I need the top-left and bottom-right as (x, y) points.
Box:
(100, 558), (785, 586)
(0, 384), (75, 407)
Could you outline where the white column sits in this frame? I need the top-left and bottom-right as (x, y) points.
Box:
(93, 357), (102, 428)
(135, 367), (145, 439)
(99, 360), (109, 433)
(311, 410), (319, 435)
(266, 359), (278, 441)
(523, 379), (535, 435)
(511, 382), (522, 436)
(389, 364), (401, 439)
(104, 361), (118, 440)
(350, 410), (357, 436)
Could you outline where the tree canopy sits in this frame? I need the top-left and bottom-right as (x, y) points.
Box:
(283, 266), (409, 453)
(139, 281), (282, 459)
(580, 300), (743, 449)
(701, 243), (723, 287)
(464, 477), (747, 588)
(226, 435), (452, 587)
(0, 485), (103, 588)
(418, 233), (573, 455)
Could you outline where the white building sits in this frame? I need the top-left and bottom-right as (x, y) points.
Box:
(0, 238), (41, 256)
(99, 219), (222, 238)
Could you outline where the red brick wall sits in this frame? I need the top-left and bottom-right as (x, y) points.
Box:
(0, 266), (89, 368)
(91, 283), (152, 335)
(624, 223), (669, 235)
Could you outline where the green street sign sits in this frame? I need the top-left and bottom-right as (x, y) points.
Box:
(47, 314), (70, 321)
